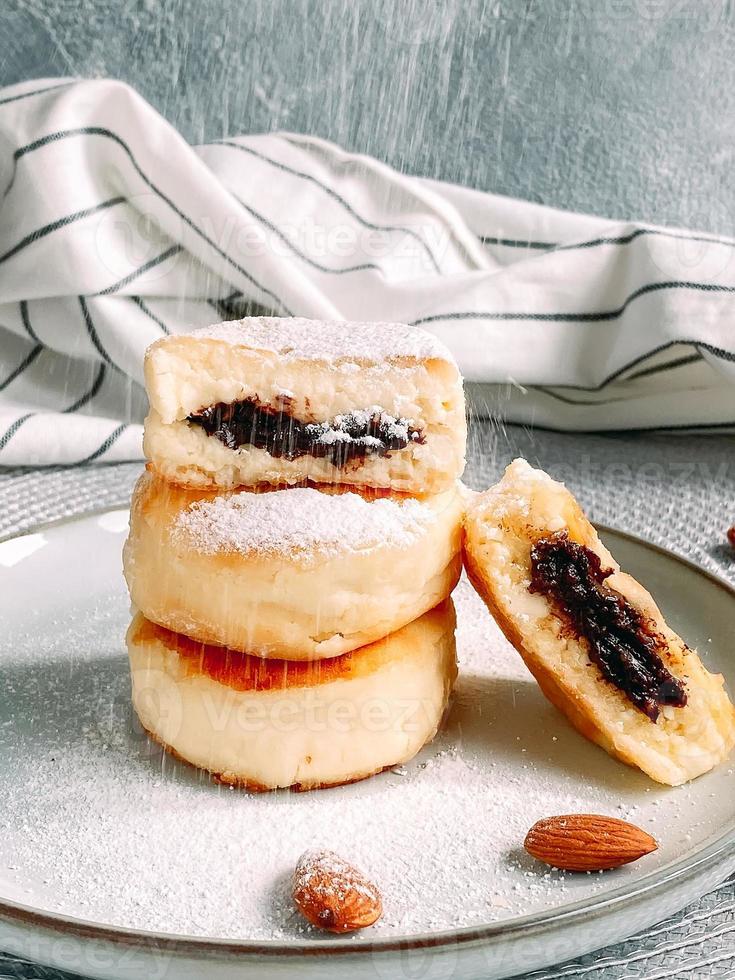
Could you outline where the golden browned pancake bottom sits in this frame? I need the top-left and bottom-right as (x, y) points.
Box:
(128, 609), (453, 692)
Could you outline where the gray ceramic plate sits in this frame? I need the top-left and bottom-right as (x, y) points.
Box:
(0, 509), (733, 980)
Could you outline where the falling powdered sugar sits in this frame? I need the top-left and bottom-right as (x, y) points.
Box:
(173, 486), (438, 561)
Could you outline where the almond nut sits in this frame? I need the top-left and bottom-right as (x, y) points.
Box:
(524, 814), (658, 871)
(292, 849), (383, 933)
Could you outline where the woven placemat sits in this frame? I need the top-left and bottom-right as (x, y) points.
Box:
(1, 424), (734, 980)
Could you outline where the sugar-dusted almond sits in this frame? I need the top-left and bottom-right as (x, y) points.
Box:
(292, 849), (383, 933)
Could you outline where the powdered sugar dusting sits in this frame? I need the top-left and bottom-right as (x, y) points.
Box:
(187, 317), (455, 366)
(293, 849), (381, 916)
(174, 486), (438, 561)
(307, 407), (418, 450)
(0, 513), (731, 945)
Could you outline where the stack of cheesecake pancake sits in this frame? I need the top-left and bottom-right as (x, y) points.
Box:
(123, 317), (468, 791)
(123, 316), (735, 792)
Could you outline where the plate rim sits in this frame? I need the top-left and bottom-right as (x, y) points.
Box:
(0, 510), (734, 959)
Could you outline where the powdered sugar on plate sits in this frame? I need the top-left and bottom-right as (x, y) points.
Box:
(0, 513), (731, 944)
(185, 317), (455, 365)
(173, 486), (439, 561)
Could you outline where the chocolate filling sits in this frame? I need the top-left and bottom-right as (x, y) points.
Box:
(529, 531), (687, 721)
(187, 398), (424, 467)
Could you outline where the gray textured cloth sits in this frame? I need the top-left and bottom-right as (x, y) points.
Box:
(1, 425), (734, 979)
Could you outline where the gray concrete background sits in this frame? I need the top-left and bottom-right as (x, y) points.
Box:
(1, 0), (734, 235)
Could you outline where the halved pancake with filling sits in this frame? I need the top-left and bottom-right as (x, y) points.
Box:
(463, 458), (735, 786)
(142, 317), (466, 494)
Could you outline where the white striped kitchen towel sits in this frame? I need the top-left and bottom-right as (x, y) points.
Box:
(1, 77), (734, 467)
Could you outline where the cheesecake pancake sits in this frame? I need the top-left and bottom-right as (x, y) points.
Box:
(127, 601), (458, 791)
(142, 317), (466, 494)
(123, 471), (464, 660)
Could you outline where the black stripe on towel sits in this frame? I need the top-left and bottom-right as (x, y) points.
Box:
(79, 297), (118, 370)
(208, 288), (244, 318)
(64, 363), (107, 413)
(538, 341), (730, 395)
(636, 420), (735, 433)
(0, 414), (33, 452)
(75, 423), (127, 464)
(234, 195), (384, 276)
(533, 386), (625, 408)
(215, 139), (443, 275)
(472, 341), (729, 397)
(209, 292), (277, 322)
(0, 197), (126, 266)
(96, 244), (183, 295)
(19, 300), (42, 344)
(601, 340), (734, 390)
(13, 129), (292, 315)
(411, 280), (735, 327)
(555, 226), (735, 256)
(0, 344), (42, 392)
(130, 296), (170, 335)
(507, 417), (735, 437)
(479, 236), (556, 250)
(534, 353), (706, 406)
(481, 226), (735, 257)
(0, 80), (75, 108)
(625, 353), (703, 382)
